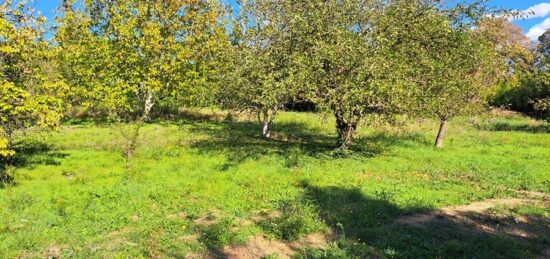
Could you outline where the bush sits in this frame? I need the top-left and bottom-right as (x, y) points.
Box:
(533, 98), (550, 121)
(492, 72), (550, 118)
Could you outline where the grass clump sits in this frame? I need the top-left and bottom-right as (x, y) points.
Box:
(259, 199), (324, 242)
(198, 218), (248, 250)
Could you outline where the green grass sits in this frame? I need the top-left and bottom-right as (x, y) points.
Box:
(1, 110), (549, 258)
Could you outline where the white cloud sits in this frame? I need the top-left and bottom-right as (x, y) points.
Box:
(514, 3), (550, 20)
(526, 17), (550, 41)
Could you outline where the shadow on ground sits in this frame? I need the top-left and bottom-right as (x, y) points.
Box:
(478, 121), (550, 134)
(11, 140), (69, 168)
(299, 182), (550, 258)
(1, 140), (69, 188)
(184, 111), (427, 170)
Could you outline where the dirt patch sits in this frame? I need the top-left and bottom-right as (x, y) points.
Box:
(395, 198), (529, 226)
(395, 196), (550, 242)
(516, 190), (550, 201)
(221, 230), (335, 259)
(222, 235), (295, 258)
(167, 212), (188, 221)
(42, 244), (69, 259)
(106, 227), (131, 238)
(193, 211), (221, 227)
(291, 231), (336, 250)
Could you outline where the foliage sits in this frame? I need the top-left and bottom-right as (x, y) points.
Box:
(222, 0), (306, 138)
(491, 25), (550, 119)
(533, 98), (550, 121)
(230, 0), (503, 149)
(383, 1), (504, 147)
(492, 69), (550, 116)
(477, 17), (534, 73)
(537, 29), (550, 62)
(268, 0), (408, 149)
(56, 0), (230, 120)
(0, 1), (64, 158)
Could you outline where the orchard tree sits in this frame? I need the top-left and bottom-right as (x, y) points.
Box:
(387, 1), (503, 148)
(223, 0), (304, 138)
(477, 17), (534, 107)
(1, 1), (64, 159)
(287, 0), (410, 149)
(56, 0), (230, 167)
(56, 0), (230, 120)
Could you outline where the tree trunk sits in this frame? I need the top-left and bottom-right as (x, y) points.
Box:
(3, 127), (15, 166)
(142, 91), (155, 121)
(258, 109), (276, 138)
(434, 119), (448, 148)
(336, 115), (357, 149)
(260, 121), (272, 138)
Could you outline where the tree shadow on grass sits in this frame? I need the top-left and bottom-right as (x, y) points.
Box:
(189, 120), (337, 170)
(0, 140), (69, 187)
(1, 140), (69, 187)
(300, 182), (550, 258)
(478, 121), (550, 134)
(174, 109), (434, 170)
(188, 119), (427, 171)
(11, 140), (69, 168)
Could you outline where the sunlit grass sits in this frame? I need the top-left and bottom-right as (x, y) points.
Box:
(1, 110), (549, 257)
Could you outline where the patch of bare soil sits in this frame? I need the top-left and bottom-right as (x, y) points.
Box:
(221, 230), (335, 259)
(193, 210), (223, 226)
(167, 212), (188, 221)
(395, 198), (529, 226)
(516, 190), (550, 201)
(395, 195), (550, 241)
(41, 244), (68, 259)
(100, 227), (137, 250)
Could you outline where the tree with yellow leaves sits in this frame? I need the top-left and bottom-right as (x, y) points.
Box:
(56, 0), (230, 120)
(1, 1), (64, 161)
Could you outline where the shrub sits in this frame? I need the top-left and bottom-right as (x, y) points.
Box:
(533, 98), (550, 121)
(492, 72), (550, 118)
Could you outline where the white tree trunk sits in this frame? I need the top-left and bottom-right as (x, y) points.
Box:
(261, 120), (272, 138)
(258, 108), (277, 138)
(143, 92), (154, 121)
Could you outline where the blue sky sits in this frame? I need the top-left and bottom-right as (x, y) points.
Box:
(31, 0), (550, 41)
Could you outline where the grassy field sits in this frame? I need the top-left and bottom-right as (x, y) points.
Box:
(1, 110), (549, 258)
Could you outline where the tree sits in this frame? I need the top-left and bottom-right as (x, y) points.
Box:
(388, 1), (503, 148)
(223, 0), (303, 138)
(1, 1), (64, 159)
(56, 0), (230, 120)
(277, 0), (410, 149)
(56, 0), (231, 167)
(477, 17), (533, 73)
(537, 29), (550, 62)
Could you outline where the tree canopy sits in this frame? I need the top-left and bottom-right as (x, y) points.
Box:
(1, 0), (64, 157)
(56, 0), (230, 120)
(0, 0), (523, 154)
